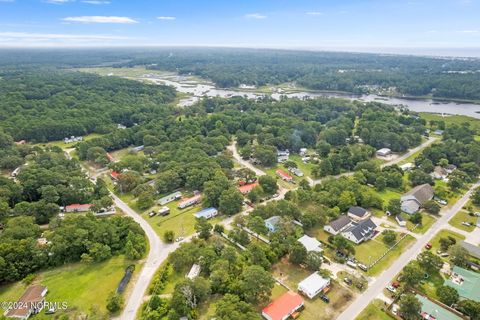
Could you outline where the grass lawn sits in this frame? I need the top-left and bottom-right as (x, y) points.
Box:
(430, 229), (466, 254)
(0, 255), (134, 317)
(354, 233), (416, 276)
(408, 213), (436, 234)
(376, 188), (403, 203)
(420, 113), (480, 132)
(418, 270), (446, 300)
(449, 209), (476, 232)
(289, 154), (316, 178)
(32, 133), (102, 150)
(272, 259), (355, 320)
(356, 299), (394, 320)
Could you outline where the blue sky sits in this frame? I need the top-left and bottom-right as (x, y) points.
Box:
(0, 0), (480, 54)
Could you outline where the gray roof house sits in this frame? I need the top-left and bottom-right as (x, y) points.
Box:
(401, 183), (434, 214)
(460, 241), (480, 260)
(347, 206), (370, 221)
(341, 218), (377, 244)
(265, 216), (281, 232)
(324, 215), (352, 235)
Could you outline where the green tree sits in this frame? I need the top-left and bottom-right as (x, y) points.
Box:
(458, 299), (480, 319)
(401, 261), (424, 287)
(214, 294), (261, 320)
(219, 188), (243, 215)
(417, 251), (442, 273)
(106, 292), (124, 313)
(382, 230), (397, 246)
(258, 175), (278, 195)
(195, 218), (213, 240)
(386, 199), (402, 215)
(423, 200), (440, 215)
(436, 285), (459, 306)
(449, 245), (469, 267)
(163, 230), (175, 243)
(305, 251), (323, 271)
(289, 242), (307, 265)
(398, 294), (421, 320)
(238, 265), (274, 305)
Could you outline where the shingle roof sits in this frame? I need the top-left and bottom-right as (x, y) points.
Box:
(461, 241), (480, 260)
(403, 183), (434, 205)
(348, 206), (368, 217)
(328, 215), (351, 232)
(344, 218), (377, 241)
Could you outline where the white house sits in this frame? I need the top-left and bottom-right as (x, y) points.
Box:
(297, 235), (323, 253)
(298, 272), (331, 299)
(186, 264), (201, 280)
(400, 163), (415, 172)
(376, 148), (392, 157)
(194, 207), (218, 220)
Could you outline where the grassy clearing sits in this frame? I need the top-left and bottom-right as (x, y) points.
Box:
(31, 133), (103, 150)
(420, 113), (480, 132)
(0, 255), (133, 317)
(418, 270), (446, 299)
(271, 260), (355, 320)
(430, 229), (466, 254)
(356, 299), (394, 320)
(367, 235), (415, 276)
(449, 209), (476, 232)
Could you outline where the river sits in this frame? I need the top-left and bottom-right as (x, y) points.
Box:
(141, 74), (480, 119)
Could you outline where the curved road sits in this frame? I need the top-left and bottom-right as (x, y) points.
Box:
(337, 180), (480, 320)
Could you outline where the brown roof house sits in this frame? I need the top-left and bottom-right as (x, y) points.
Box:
(401, 183), (434, 214)
(5, 285), (48, 319)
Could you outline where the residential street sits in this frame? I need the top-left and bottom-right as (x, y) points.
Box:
(227, 141), (266, 176)
(337, 180), (480, 320)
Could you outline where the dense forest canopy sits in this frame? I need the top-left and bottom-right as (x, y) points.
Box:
(0, 69), (176, 141)
(1, 48), (480, 100)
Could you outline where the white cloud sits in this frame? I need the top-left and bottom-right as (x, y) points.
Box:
(306, 11), (323, 16)
(62, 16), (137, 24)
(157, 16), (176, 20)
(245, 13), (267, 19)
(81, 0), (110, 4)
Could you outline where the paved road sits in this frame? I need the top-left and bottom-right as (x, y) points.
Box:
(308, 136), (438, 186)
(115, 193), (190, 320)
(337, 180), (480, 320)
(227, 141), (266, 176)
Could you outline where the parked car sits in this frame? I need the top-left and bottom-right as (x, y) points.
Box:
(386, 285), (396, 293)
(425, 243), (432, 250)
(462, 221), (472, 227)
(344, 278), (353, 285)
(175, 237), (184, 242)
(148, 211), (156, 218)
(391, 281), (400, 288)
(437, 199), (447, 205)
(347, 261), (357, 268)
(320, 294), (330, 303)
(358, 263), (368, 271)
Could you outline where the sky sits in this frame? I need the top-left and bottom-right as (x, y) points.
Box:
(1, 0), (480, 56)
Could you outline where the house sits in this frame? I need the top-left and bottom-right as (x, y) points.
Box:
(299, 148), (308, 156)
(158, 191), (182, 205)
(277, 155), (289, 163)
(324, 215), (352, 235)
(276, 169), (293, 182)
(238, 182), (259, 194)
(298, 272), (331, 299)
(277, 150), (290, 157)
(460, 241), (480, 260)
(297, 235), (323, 253)
(262, 291), (304, 320)
(416, 294), (462, 320)
(401, 183), (434, 214)
(395, 215), (407, 227)
(289, 167), (304, 177)
(65, 204), (92, 213)
(444, 266), (480, 301)
(186, 264), (201, 280)
(432, 166), (448, 180)
(178, 195), (201, 209)
(265, 216), (281, 232)
(347, 206), (370, 221)
(131, 145), (145, 153)
(400, 162), (415, 172)
(446, 164), (458, 174)
(117, 124), (127, 130)
(110, 171), (120, 180)
(341, 218), (377, 244)
(15, 140), (26, 145)
(434, 129), (444, 135)
(5, 285), (48, 320)
(376, 148), (392, 157)
(11, 167), (21, 177)
(194, 208), (218, 220)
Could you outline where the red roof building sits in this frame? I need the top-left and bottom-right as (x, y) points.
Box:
(110, 171), (120, 180)
(276, 169), (293, 182)
(262, 291), (304, 320)
(65, 204), (93, 213)
(238, 182), (259, 194)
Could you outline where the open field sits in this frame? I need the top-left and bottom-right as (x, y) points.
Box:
(420, 113), (480, 132)
(356, 299), (394, 320)
(32, 133), (103, 150)
(449, 209), (476, 232)
(0, 255), (134, 317)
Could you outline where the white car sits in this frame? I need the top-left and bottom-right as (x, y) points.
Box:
(386, 285), (396, 293)
(175, 237), (184, 242)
